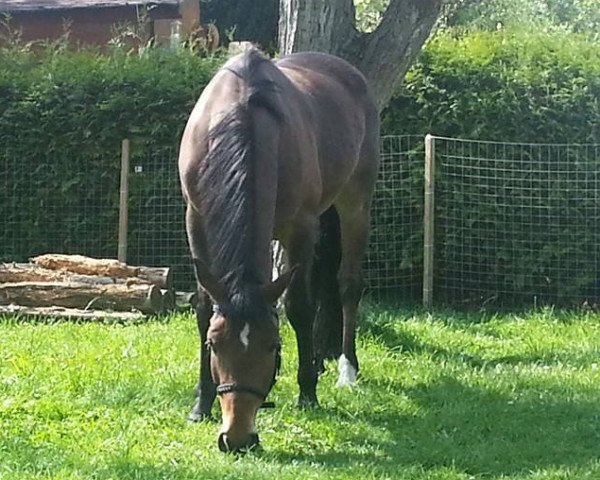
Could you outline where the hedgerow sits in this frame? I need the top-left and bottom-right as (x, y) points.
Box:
(1, 29), (598, 302)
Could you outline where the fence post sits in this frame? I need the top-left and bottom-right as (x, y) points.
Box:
(118, 139), (130, 263)
(423, 134), (435, 309)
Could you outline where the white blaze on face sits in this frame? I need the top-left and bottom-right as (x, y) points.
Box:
(240, 323), (250, 350)
(337, 354), (357, 387)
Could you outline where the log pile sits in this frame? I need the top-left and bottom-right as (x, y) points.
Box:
(0, 254), (176, 321)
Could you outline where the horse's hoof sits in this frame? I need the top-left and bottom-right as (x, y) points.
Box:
(187, 404), (212, 423)
(337, 354), (358, 387)
(316, 359), (326, 375)
(297, 396), (319, 409)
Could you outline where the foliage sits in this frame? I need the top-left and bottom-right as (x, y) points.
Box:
(383, 29), (600, 141)
(0, 44), (223, 268)
(1, 29), (599, 302)
(441, 0), (600, 36)
(2, 307), (600, 479)
(354, 0), (389, 33)
(377, 28), (600, 304)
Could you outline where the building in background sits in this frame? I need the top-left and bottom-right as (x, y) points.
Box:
(0, 0), (218, 49)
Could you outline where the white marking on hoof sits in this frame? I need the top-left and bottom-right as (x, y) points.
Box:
(337, 354), (357, 387)
(240, 323), (250, 350)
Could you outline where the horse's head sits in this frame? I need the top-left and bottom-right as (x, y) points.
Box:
(195, 260), (296, 452)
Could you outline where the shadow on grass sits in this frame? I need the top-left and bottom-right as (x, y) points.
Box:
(270, 375), (600, 477)
(4, 374), (599, 479)
(3, 308), (600, 479)
(359, 308), (581, 368)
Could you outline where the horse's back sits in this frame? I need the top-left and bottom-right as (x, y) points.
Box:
(277, 52), (371, 99)
(276, 52), (380, 212)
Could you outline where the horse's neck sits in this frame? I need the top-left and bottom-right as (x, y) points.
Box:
(248, 108), (281, 284)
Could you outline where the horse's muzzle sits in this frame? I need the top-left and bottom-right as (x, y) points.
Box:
(218, 432), (260, 453)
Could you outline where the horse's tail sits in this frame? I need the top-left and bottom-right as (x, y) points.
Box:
(312, 206), (343, 369)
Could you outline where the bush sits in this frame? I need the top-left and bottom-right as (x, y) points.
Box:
(0, 45), (222, 279)
(383, 29), (600, 143)
(377, 29), (600, 303)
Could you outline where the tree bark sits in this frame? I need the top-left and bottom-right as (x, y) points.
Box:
(278, 0), (444, 111)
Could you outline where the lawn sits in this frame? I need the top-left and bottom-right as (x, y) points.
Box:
(1, 304), (600, 480)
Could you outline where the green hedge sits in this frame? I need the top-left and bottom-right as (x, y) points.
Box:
(383, 29), (600, 142)
(0, 46), (222, 287)
(1, 30), (599, 301)
(376, 29), (600, 304)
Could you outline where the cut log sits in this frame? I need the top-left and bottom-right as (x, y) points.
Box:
(32, 254), (137, 277)
(0, 263), (67, 283)
(0, 305), (144, 322)
(30, 254), (172, 289)
(0, 263), (148, 286)
(135, 266), (173, 290)
(0, 281), (163, 314)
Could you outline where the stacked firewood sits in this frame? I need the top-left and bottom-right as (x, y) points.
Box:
(0, 254), (175, 321)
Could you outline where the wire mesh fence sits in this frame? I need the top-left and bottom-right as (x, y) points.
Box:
(365, 135), (424, 301)
(0, 144), (120, 264)
(4, 135), (600, 307)
(433, 136), (600, 306)
(127, 144), (193, 291)
(0, 136), (424, 298)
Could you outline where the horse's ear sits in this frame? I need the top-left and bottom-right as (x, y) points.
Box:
(192, 259), (228, 305)
(261, 265), (299, 304)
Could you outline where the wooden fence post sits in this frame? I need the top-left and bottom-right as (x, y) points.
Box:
(118, 139), (130, 263)
(423, 134), (435, 309)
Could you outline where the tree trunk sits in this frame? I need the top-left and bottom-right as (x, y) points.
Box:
(278, 0), (443, 111)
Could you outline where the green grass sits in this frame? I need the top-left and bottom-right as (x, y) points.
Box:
(1, 305), (600, 479)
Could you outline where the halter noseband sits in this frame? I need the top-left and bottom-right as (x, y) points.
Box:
(216, 383), (275, 409)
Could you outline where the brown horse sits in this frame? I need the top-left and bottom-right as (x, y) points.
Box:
(178, 48), (379, 452)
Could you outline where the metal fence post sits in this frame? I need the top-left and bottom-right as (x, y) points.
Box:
(118, 138), (130, 263)
(423, 134), (435, 309)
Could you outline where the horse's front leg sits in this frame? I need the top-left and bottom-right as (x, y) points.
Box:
(187, 290), (216, 422)
(185, 206), (217, 421)
(282, 217), (319, 408)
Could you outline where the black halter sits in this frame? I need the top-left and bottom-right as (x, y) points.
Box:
(216, 383), (275, 409)
(215, 346), (280, 409)
(212, 303), (281, 409)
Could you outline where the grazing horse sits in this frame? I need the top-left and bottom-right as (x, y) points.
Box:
(178, 48), (379, 452)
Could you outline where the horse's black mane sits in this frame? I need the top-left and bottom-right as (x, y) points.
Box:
(199, 49), (283, 320)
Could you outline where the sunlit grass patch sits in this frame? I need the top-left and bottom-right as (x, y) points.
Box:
(1, 306), (600, 479)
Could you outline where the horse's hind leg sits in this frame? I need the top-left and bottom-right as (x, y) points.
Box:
(185, 206), (216, 422)
(334, 200), (372, 387)
(283, 216), (320, 407)
(312, 207), (343, 374)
